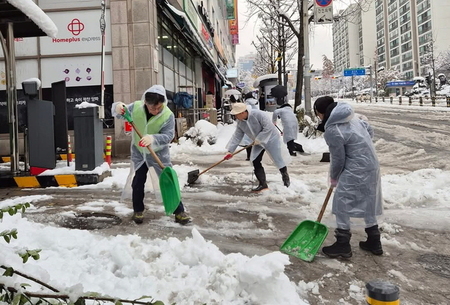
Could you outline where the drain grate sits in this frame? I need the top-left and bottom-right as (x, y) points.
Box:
(417, 254), (450, 279)
(62, 212), (122, 230)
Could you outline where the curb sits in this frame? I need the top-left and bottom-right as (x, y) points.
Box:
(0, 171), (111, 188)
(0, 154), (75, 163)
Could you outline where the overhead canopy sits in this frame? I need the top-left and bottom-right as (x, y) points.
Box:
(253, 74), (278, 88)
(160, 0), (227, 84)
(0, 0), (57, 38)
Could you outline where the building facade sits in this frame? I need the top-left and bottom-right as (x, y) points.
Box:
(333, 0), (450, 80)
(0, 0), (237, 156)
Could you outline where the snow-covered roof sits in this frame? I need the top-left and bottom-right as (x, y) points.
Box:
(253, 74), (278, 87)
(6, 0), (58, 38)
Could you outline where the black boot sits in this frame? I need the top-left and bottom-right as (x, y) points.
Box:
(294, 142), (304, 153)
(252, 167), (268, 192)
(279, 166), (290, 187)
(322, 229), (352, 258)
(359, 225), (383, 255)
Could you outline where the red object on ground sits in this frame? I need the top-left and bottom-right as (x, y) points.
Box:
(30, 167), (47, 176)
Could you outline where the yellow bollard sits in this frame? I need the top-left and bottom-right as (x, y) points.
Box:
(366, 280), (400, 305)
(105, 135), (112, 165)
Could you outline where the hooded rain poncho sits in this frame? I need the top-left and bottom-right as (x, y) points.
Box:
(324, 102), (383, 222)
(111, 87), (175, 176)
(272, 106), (298, 144)
(227, 107), (286, 169)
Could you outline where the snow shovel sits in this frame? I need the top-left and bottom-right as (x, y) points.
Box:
(123, 108), (181, 215)
(187, 142), (254, 184)
(280, 186), (334, 262)
(275, 124), (283, 135)
(320, 152), (330, 162)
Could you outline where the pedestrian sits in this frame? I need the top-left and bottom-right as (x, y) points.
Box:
(272, 103), (304, 156)
(259, 92), (266, 111)
(241, 92), (259, 160)
(112, 85), (191, 225)
(224, 102), (290, 192)
(314, 96), (383, 258)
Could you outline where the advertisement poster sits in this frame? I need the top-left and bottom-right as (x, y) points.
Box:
(40, 10), (111, 55)
(41, 55), (113, 88)
(226, 0), (235, 20)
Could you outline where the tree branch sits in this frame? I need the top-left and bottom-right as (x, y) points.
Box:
(279, 13), (299, 37)
(1, 265), (59, 293)
(1, 284), (159, 305)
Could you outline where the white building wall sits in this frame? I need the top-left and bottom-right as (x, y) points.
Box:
(360, 0), (377, 66)
(431, 0), (450, 58)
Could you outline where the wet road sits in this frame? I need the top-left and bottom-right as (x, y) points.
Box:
(1, 102), (450, 304)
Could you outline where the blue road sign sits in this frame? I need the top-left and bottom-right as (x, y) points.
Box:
(343, 68), (366, 76)
(386, 81), (416, 87)
(316, 0), (332, 7)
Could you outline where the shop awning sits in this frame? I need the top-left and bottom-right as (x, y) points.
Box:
(159, 0), (228, 84)
(0, 0), (57, 38)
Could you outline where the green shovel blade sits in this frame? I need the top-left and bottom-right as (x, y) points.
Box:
(159, 167), (181, 215)
(280, 220), (329, 262)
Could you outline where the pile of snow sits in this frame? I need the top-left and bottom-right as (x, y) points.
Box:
(181, 119), (218, 146)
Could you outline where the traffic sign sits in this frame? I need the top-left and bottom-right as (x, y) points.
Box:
(316, 0), (332, 7)
(315, 0), (333, 24)
(344, 68), (366, 76)
(386, 81), (415, 87)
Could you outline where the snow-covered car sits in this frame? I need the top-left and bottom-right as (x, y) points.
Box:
(436, 85), (450, 97)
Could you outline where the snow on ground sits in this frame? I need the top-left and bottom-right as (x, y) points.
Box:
(1, 99), (450, 304)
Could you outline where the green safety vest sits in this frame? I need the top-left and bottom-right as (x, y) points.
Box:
(132, 100), (172, 153)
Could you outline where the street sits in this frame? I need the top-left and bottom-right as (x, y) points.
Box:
(1, 102), (450, 304)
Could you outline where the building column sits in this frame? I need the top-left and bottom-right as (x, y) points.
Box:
(110, 0), (159, 156)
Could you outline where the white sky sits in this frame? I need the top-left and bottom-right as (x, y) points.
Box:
(1, 99), (450, 304)
(236, 0), (351, 69)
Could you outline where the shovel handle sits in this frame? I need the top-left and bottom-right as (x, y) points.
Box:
(316, 187), (334, 223)
(275, 124), (283, 135)
(123, 107), (166, 169)
(198, 143), (254, 176)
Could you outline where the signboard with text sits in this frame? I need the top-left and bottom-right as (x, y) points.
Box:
(314, 0), (333, 24)
(344, 68), (366, 76)
(386, 81), (415, 87)
(40, 10), (112, 55)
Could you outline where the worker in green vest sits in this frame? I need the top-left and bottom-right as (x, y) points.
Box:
(113, 85), (191, 225)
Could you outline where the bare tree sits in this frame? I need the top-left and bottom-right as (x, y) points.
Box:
(246, 0), (304, 110)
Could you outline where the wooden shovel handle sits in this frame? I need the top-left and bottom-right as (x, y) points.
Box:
(316, 186), (334, 223)
(129, 121), (165, 169)
(198, 143), (254, 176)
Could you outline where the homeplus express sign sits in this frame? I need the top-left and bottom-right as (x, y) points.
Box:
(40, 10), (112, 55)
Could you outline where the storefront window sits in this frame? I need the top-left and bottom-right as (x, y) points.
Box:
(158, 15), (197, 97)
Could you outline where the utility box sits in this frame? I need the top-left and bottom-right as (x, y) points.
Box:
(73, 107), (104, 171)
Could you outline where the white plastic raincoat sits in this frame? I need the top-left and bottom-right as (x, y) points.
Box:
(272, 106), (298, 144)
(227, 106), (286, 169)
(240, 98), (260, 146)
(111, 88), (175, 175)
(324, 103), (382, 222)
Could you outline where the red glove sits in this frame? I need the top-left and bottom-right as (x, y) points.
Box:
(330, 178), (338, 187)
(224, 153), (233, 160)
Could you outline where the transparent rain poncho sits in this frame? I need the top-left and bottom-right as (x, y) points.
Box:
(324, 103), (383, 227)
(272, 106), (299, 144)
(227, 107), (286, 169)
